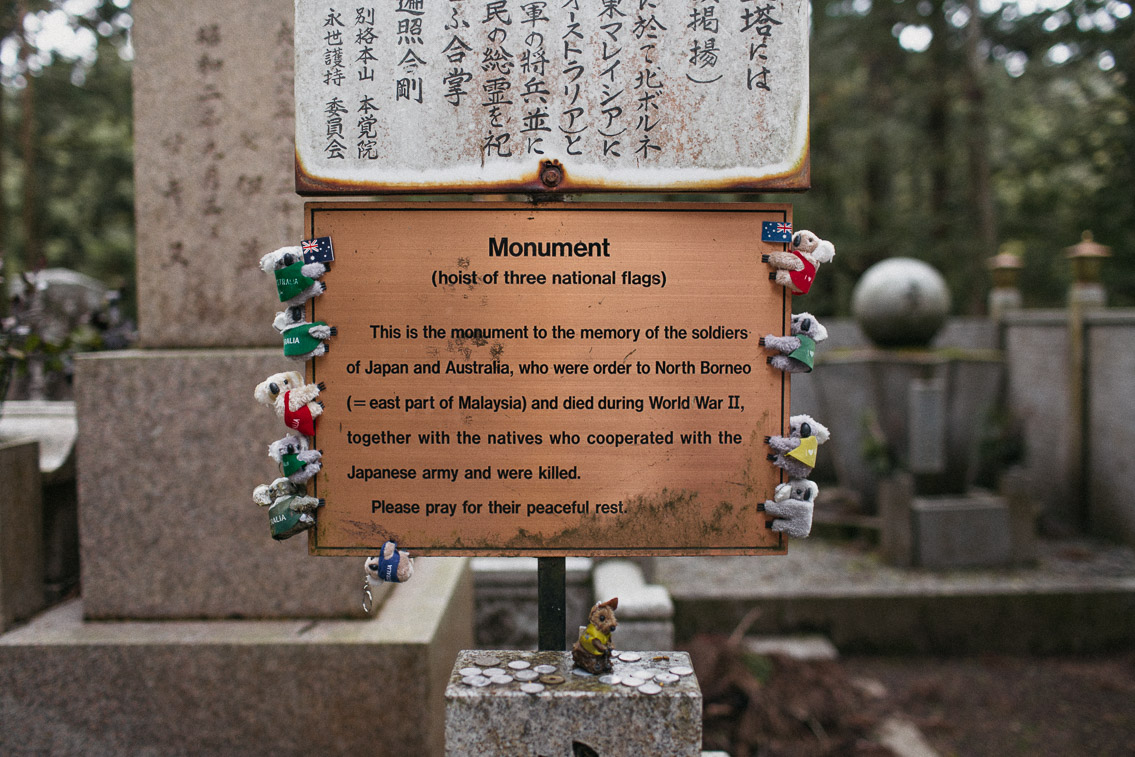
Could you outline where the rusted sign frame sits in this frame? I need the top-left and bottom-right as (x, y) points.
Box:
(304, 201), (792, 556)
(296, 155), (811, 196)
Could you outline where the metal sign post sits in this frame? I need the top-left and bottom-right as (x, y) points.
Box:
(537, 557), (567, 651)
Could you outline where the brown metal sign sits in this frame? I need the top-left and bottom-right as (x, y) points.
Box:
(294, 0), (809, 194)
(305, 202), (791, 555)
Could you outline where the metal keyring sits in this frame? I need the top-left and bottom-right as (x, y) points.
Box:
(362, 580), (374, 614)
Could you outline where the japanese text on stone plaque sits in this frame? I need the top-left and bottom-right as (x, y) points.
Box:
(294, 0), (809, 191)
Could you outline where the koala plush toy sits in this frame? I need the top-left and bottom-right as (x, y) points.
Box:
(766, 414), (830, 479)
(760, 312), (828, 373)
(259, 246), (328, 306)
(762, 479), (819, 539)
(268, 434), (322, 484)
(274, 305), (336, 361)
(365, 540), (415, 584)
(254, 371), (325, 437)
(762, 230), (835, 295)
(253, 477), (324, 540)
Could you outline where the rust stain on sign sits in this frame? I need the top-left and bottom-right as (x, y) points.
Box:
(305, 202), (792, 556)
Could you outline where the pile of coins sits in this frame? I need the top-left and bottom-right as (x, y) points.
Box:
(457, 655), (567, 695)
(588, 651), (694, 696)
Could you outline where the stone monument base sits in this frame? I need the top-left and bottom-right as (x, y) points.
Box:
(1, 558), (472, 757)
(445, 649), (702, 756)
(912, 493), (1012, 568)
(75, 349), (365, 619)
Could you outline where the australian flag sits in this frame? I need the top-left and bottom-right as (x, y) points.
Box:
(762, 221), (793, 244)
(301, 236), (335, 264)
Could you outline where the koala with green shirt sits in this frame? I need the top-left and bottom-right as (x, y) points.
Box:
(274, 305), (336, 361)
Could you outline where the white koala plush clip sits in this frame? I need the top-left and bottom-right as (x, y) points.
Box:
(762, 479), (818, 539)
(260, 246), (328, 306)
(762, 230), (835, 295)
(268, 434), (323, 484)
(766, 414), (830, 479)
(254, 371), (325, 437)
(760, 312), (828, 374)
(274, 305), (336, 361)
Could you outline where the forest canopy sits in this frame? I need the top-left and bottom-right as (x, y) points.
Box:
(1, 0), (1132, 318)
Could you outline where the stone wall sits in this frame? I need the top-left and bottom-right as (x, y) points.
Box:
(1084, 312), (1135, 543)
(796, 312), (1135, 546)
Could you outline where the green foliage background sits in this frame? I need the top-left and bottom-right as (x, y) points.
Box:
(1, 0), (1132, 320)
(1, 0), (134, 315)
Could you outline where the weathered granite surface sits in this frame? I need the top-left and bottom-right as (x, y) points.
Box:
(133, 0), (302, 347)
(0, 557), (472, 757)
(75, 349), (363, 619)
(445, 649), (702, 756)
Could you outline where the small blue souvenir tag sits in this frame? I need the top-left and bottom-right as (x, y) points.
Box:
(762, 221), (793, 243)
(301, 236), (335, 264)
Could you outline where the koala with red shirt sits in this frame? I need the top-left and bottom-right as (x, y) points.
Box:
(763, 230), (835, 295)
(254, 371), (324, 437)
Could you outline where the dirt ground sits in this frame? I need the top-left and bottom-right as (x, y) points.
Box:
(685, 634), (1135, 757)
(843, 653), (1135, 757)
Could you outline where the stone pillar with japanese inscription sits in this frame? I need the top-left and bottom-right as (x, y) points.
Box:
(74, 0), (362, 619)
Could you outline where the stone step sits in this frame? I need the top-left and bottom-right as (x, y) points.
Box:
(656, 540), (1135, 654)
(0, 558), (472, 757)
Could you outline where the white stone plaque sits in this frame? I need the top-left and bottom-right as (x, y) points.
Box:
(294, 0), (809, 193)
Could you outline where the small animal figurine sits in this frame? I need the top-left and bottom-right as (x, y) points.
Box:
(260, 245), (328, 306)
(760, 312), (828, 374)
(365, 540), (414, 584)
(762, 230), (835, 295)
(274, 305), (336, 361)
(766, 414), (830, 479)
(254, 371), (325, 437)
(761, 479), (819, 539)
(268, 434), (322, 484)
(252, 477), (324, 541)
(572, 597), (619, 675)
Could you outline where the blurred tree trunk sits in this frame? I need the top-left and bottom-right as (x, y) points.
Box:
(963, 0), (997, 313)
(18, 0), (42, 273)
(926, 1), (951, 250)
(0, 1), (13, 314)
(862, 4), (901, 270)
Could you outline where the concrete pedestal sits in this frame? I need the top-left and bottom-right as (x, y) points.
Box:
(445, 649), (701, 756)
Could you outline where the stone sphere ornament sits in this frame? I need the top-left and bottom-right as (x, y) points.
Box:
(851, 258), (951, 347)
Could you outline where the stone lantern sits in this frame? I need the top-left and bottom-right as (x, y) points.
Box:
(987, 241), (1023, 318)
(1065, 231), (1110, 308)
